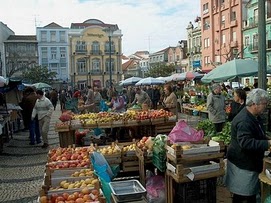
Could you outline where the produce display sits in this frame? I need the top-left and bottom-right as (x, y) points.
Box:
(47, 160), (90, 169)
(50, 177), (99, 190)
(122, 143), (136, 152)
(55, 122), (70, 130)
(48, 147), (90, 162)
(40, 187), (100, 203)
(136, 136), (154, 153)
(96, 143), (121, 155)
(71, 169), (95, 177)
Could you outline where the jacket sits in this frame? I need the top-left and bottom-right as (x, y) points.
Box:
(32, 95), (54, 120)
(207, 92), (226, 123)
(227, 107), (269, 173)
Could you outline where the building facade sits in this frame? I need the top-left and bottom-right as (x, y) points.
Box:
(4, 35), (38, 79)
(186, 19), (202, 71)
(0, 22), (14, 76)
(69, 19), (122, 89)
(200, 0), (244, 72)
(36, 22), (70, 83)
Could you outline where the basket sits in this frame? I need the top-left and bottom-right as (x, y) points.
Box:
(174, 177), (217, 203)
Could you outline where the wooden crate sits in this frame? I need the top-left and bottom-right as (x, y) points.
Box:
(166, 158), (225, 183)
(166, 140), (225, 164)
(58, 130), (76, 148)
(154, 121), (176, 135)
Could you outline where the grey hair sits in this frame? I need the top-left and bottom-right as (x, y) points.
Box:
(246, 88), (269, 106)
(212, 83), (221, 91)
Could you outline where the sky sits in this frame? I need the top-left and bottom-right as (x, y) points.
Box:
(0, 0), (200, 56)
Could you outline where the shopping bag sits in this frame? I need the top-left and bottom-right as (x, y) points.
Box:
(168, 120), (204, 143)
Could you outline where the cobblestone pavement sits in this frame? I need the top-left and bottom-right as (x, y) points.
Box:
(0, 104), (61, 203)
(0, 106), (231, 203)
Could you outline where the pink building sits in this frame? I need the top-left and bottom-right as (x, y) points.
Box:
(200, 0), (243, 72)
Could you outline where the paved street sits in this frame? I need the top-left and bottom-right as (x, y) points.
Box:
(0, 105), (231, 203)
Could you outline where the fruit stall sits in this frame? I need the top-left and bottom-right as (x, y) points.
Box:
(55, 109), (177, 148)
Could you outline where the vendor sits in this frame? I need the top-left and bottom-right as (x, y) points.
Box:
(162, 85), (177, 114)
(131, 87), (152, 108)
(108, 91), (126, 113)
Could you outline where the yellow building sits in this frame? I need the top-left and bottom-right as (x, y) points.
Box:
(69, 19), (122, 89)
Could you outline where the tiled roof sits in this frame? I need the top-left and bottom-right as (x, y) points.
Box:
(44, 22), (63, 28)
(7, 35), (37, 41)
(122, 59), (137, 71)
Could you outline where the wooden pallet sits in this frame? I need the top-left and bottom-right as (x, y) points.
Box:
(154, 121), (176, 135)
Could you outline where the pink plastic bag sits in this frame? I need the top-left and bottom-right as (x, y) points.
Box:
(168, 120), (204, 143)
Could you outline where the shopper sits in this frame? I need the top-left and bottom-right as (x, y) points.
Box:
(162, 85), (177, 114)
(21, 87), (41, 145)
(108, 91), (126, 113)
(228, 88), (247, 121)
(49, 88), (58, 110)
(59, 89), (67, 111)
(93, 87), (102, 113)
(207, 83), (226, 132)
(32, 90), (54, 148)
(225, 88), (270, 203)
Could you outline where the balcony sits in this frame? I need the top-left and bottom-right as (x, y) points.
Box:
(91, 70), (102, 75)
(248, 44), (258, 53)
(247, 17), (258, 28)
(75, 49), (87, 54)
(90, 50), (102, 55)
(104, 49), (116, 54)
(230, 20), (238, 27)
(230, 41), (238, 48)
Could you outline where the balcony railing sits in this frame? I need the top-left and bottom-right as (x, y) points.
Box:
(90, 50), (102, 55)
(91, 70), (102, 75)
(104, 49), (116, 54)
(75, 49), (87, 54)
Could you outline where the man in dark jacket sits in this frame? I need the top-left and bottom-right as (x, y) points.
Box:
(225, 88), (271, 202)
(22, 87), (41, 145)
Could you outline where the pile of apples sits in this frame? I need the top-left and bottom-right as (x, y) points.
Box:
(71, 169), (94, 177)
(40, 187), (100, 203)
(122, 143), (136, 152)
(96, 144), (121, 155)
(136, 136), (154, 152)
(50, 178), (99, 191)
(47, 160), (90, 169)
(149, 109), (174, 119)
(48, 147), (89, 162)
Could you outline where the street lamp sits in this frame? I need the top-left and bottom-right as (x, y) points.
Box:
(73, 72), (76, 89)
(103, 25), (118, 88)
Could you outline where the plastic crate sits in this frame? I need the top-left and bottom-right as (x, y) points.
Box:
(174, 177), (217, 203)
(152, 151), (166, 172)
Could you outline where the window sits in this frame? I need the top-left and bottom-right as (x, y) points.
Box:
(41, 31), (47, 42)
(60, 31), (65, 42)
(203, 19), (210, 30)
(204, 56), (210, 65)
(105, 41), (115, 53)
(252, 34), (259, 50)
(92, 58), (100, 73)
(50, 31), (56, 42)
(41, 47), (47, 59)
(51, 47), (57, 59)
(76, 41), (86, 51)
(231, 11), (236, 21)
(105, 58), (115, 72)
(60, 47), (66, 58)
(221, 15), (225, 24)
(244, 36), (250, 46)
(204, 38), (210, 48)
(232, 31), (237, 41)
(254, 9), (258, 23)
(91, 41), (100, 54)
(215, 55), (221, 63)
(222, 34), (226, 44)
(203, 3), (209, 14)
(77, 59), (86, 73)
(267, 0), (271, 19)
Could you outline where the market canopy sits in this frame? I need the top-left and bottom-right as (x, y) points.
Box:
(120, 76), (142, 86)
(135, 77), (165, 86)
(33, 82), (52, 89)
(201, 59), (263, 83)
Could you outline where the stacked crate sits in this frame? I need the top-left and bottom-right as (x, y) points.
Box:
(165, 140), (225, 203)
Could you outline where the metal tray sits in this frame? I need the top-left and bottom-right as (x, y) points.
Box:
(109, 180), (146, 201)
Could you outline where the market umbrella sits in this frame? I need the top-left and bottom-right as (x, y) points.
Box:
(135, 77), (165, 86)
(120, 76), (142, 86)
(33, 82), (52, 89)
(171, 72), (204, 81)
(201, 59), (259, 83)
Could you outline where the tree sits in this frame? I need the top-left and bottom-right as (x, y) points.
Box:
(145, 63), (176, 78)
(22, 65), (57, 84)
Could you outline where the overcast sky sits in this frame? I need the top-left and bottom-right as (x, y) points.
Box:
(0, 0), (200, 55)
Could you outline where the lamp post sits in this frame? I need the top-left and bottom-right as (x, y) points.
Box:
(73, 72), (76, 89)
(103, 25), (117, 88)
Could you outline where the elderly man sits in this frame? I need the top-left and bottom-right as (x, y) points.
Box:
(32, 90), (54, 148)
(207, 83), (226, 133)
(225, 88), (270, 202)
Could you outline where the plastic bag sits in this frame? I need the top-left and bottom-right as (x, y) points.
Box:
(168, 120), (204, 143)
(146, 174), (166, 203)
